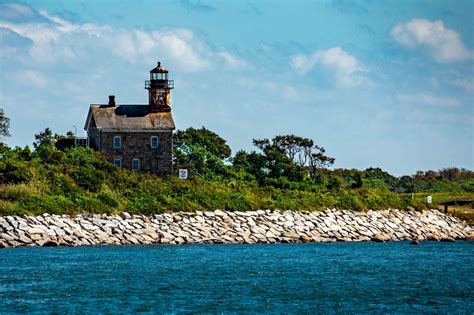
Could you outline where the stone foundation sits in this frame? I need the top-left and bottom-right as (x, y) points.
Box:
(0, 209), (472, 248)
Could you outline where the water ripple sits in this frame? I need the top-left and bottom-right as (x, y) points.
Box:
(0, 242), (473, 313)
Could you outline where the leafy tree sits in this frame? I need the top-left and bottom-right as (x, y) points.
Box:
(0, 109), (10, 151)
(352, 172), (364, 189)
(363, 167), (398, 190)
(270, 134), (335, 175)
(239, 134), (335, 183)
(33, 128), (74, 149)
(307, 145), (335, 175)
(0, 109), (10, 138)
(33, 127), (55, 149)
(252, 137), (303, 181)
(232, 150), (268, 181)
(273, 134), (313, 165)
(328, 176), (343, 191)
(173, 127), (232, 178)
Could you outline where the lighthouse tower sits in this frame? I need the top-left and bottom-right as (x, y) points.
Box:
(145, 61), (174, 113)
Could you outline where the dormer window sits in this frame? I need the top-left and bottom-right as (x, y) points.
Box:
(114, 136), (121, 149)
(150, 136), (159, 149)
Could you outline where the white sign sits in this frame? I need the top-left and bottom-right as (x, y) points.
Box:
(426, 196), (432, 204)
(179, 169), (188, 179)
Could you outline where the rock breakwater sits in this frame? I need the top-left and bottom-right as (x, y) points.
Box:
(0, 209), (472, 248)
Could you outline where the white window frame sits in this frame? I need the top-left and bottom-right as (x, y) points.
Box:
(132, 159), (140, 171)
(150, 136), (159, 149)
(113, 159), (122, 168)
(114, 136), (121, 149)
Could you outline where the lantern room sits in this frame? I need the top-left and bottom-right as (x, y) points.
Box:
(145, 61), (174, 89)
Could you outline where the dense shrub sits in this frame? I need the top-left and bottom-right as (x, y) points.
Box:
(97, 191), (119, 208)
(0, 160), (33, 184)
(20, 195), (75, 214)
(0, 142), (472, 216)
(127, 192), (161, 214)
(337, 192), (363, 210)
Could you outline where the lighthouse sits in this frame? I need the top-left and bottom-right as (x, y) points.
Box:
(145, 61), (174, 113)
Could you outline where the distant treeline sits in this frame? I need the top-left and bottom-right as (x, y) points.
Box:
(0, 122), (473, 215)
(172, 127), (473, 194)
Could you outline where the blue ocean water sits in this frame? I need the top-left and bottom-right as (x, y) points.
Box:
(0, 242), (473, 313)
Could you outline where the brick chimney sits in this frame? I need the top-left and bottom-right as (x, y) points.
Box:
(108, 95), (115, 107)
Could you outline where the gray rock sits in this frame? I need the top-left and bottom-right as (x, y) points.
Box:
(30, 234), (43, 241)
(119, 212), (131, 220)
(18, 234), (32, 244)
(1, 232), (15, 241)
(214, 210), (227, 217)
(0, 209), (471, 248)
(27, 227), (45, 235)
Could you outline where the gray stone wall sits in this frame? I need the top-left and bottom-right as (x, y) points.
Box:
(100, 131), (173, 175)
(0, 209), (472, 248)
(87, 127), (100, 150)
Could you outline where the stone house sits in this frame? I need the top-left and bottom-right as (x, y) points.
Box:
(84, 62), (175, 175)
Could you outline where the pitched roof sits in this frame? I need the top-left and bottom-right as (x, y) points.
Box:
(84, 105), (175, 131)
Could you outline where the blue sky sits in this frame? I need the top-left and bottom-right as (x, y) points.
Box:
(0, 0), (473, 175)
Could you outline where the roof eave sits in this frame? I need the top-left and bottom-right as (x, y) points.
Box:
(99, 128), (175, 132)
(84, 106), (93, 131)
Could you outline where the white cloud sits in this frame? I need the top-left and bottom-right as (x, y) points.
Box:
(390, 19), (473, 63)
(290, 47), (368, 87)
(0, 3), (45, 22)
(396, 92), (461, 107)
(11, 70), (48, 87)
(0, 4), (247, 71)
(152, 30), (210, 71)
(216, 51), (249, 69)
(452, 78), (474, 91)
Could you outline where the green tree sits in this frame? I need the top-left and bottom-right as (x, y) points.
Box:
(252, 137), (303, 181)
(308, 145), (335, 175)
(240, 134), (335, 183)
(33, 127), (55, 149)
(352, 172), (364, 189)
(269, 134), (335, 176)
(273, 134), (313, 165)
(363, 167), (398, 190)
(33, 128), (74, 149)
(173, 127), (232, 178)
(0, 109), (11, 148)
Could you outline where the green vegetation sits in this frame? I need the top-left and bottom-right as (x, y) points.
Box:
(0, 112), (473, 216)
(0, 108), (10, 152)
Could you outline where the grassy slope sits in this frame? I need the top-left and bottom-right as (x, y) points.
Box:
(1, 148), (472, 219)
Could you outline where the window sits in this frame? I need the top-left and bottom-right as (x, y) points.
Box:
(114, 159), (122, 168)
(151, 73), (167, 80)
(114, 136), (121, 149)
(132, 159), (140, 171)
(150, 136), (159, 149)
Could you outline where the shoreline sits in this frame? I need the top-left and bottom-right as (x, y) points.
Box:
(1, 209), (472, 248)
